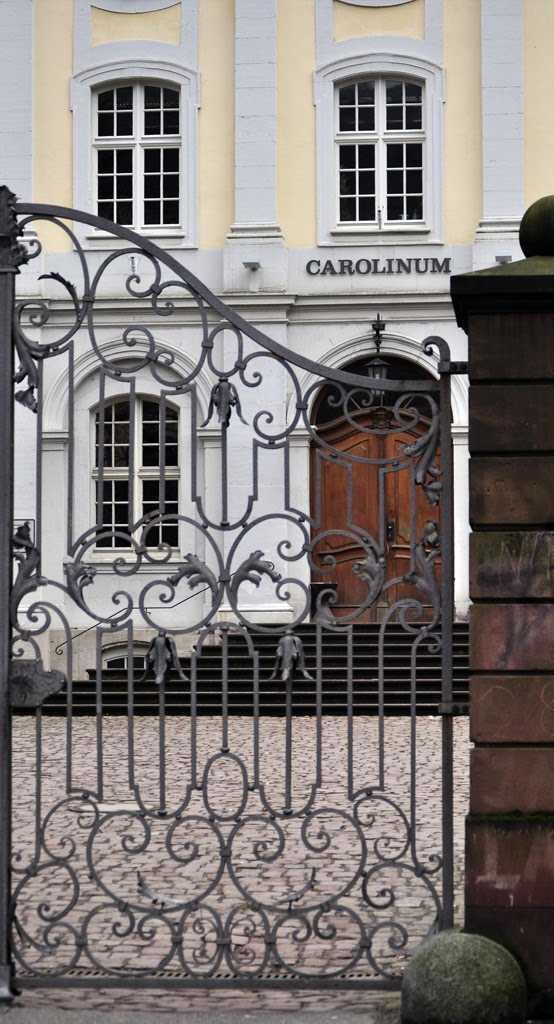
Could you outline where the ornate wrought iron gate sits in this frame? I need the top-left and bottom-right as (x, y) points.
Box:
(0, 188), (458, 998)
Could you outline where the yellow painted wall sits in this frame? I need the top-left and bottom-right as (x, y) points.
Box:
(198, 0), (234, 248)
(277, 0), (317, 248)
(34, 0), (74, 252)
(333, 0), (424, 42)
(523, 0), (554, 208)
(90, 5), (181, 47)
(443, 0), (482, 243)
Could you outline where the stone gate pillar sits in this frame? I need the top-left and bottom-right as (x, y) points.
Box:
(451, 197), (554, 1019)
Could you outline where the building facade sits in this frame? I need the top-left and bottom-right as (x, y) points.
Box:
(1, 0), (552, 673)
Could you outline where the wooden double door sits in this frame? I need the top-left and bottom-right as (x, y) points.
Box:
(310, 409), (441, 623)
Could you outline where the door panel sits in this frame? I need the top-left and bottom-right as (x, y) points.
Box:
(311, 410), (441, 622)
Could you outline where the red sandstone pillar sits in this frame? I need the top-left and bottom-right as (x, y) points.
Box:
(451, 197), (554, 1019)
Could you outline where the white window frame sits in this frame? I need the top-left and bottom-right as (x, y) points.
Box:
(314, 54), (444, 245)
(92, 395), (181, 553)
(335, 76), (425, 230)
(72, 61), (199, 248)
(94, 81), (182, 232)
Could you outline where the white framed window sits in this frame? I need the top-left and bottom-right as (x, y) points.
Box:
(93, 396), (180, 550)
(72, 61), (199, 247)
(336, 78), (424, 228)
(94, 82), (181, 230)
(315, 55), (444, 245)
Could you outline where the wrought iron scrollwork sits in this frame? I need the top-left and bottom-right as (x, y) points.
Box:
(7, 196), (454, 989)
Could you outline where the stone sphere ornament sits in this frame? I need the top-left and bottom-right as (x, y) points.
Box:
(519, 194), (554, 257)
(401, 930), (527, 1024)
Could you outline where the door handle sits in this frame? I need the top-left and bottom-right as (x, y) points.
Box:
(386, 519), (396, 543)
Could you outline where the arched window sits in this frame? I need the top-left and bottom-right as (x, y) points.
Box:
(93, 396), (179, 549)
(94, 82), (181, 230)
(314, 55), (444, 244)
(336, 77), (424, 227)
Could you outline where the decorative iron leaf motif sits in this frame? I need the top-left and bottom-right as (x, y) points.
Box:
(202, 378), (247, 428)
(168, 554), (218, 597)
(229, 550), (281, 602)
(11, 523), (45, 623)
(0, 186), (28, 270)
(65, 560), (98, 613)
(402, 520), (441, 621)
(9, 659), (66, 708)
(138, 631), (188, 687)
(270, 631), (313, 683)
(402, 411), (441, 505)
(352, 550), (386, 606)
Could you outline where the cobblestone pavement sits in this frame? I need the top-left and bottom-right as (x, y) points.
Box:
(10, 714), (469, 1015)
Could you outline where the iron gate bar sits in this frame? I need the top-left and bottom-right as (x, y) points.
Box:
(0, 188), (19, 1001)
(1, 190), (461, 997)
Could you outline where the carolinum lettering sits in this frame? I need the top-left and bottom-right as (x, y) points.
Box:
(305, 257), (451, 276)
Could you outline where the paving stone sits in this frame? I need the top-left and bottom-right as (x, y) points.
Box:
(8, 715), (469, 1016)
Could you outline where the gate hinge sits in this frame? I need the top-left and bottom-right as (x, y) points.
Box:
(438, 701), (469, 716)
(438, 360), (468, 375)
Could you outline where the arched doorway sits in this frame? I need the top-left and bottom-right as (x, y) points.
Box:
(310, 354), (441, 623)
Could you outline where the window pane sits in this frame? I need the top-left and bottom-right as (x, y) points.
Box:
(114, 401), (130, 421)
(163, 175), (179, 198)
(116, 87), (133, 110)
(142, 401), (159, 421)
(163, 88), (179, 108)
(386, 81), (403, 104)
(339, 84), (355, 105)
(113, 445), (128, 467)
(98, 177), (114, 200)
(116, 112), (133, 136)
(387, 196), (404, 220)
(339, 197), (356, 221)
(97, 113), (114, 137)
(145, 86), (161, 109)
(144, 201), (161, 225)
(163, 110), (180, 135)
(406, 143), (423, 167)
(142, 480), (160, 509)
(405, 82), (422, 104)
(163, 148), (179, 172)
(339, 145), (355, 169)
(98, 201), (113, 220)
(387, 144), (403, 168)
(116, 176), (133, 199)
(386, 106), (403, 131)
(358, 81), (374, 104)
(145, 176), (160, 198)
(143, 448), (160, 468)
(406, 106), (422, 130)
(406, 170), (423, 193)
(144, 149), (161, 172)
(358, 171), (375, 195)
(165, 445), (178, 467)
(143, 423), (159, 445)
(117, 150), (133, 172)
(358, 197), (375, 221)
(339, 108), (355, 132)
(358, 107), (374, 131)
(98, 90), (114, 111)
(407, 196), (423, 220)
(163, 200), (179, 224)
(339, 171), (356, 196)
(116, 201), (133, 225)
(98, 150), (114, 173)
(145, 111), (161, 135)
(358, 145), (375, 168)
(387, 170), (404, 194)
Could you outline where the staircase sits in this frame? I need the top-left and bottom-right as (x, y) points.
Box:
(24, 622), (469, 717)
